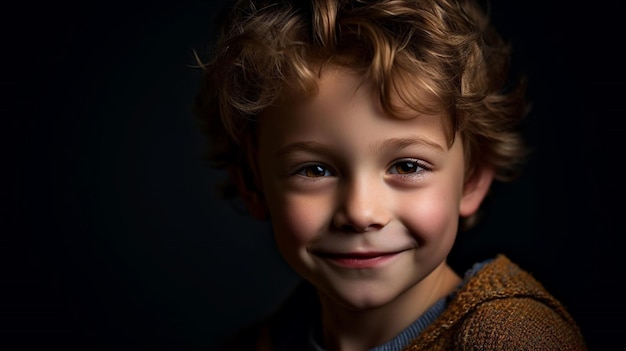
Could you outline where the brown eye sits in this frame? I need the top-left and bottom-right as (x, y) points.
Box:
(393, 162), (418, 174)
(388, 160), (427, 175)
(297, 165), (332, 177)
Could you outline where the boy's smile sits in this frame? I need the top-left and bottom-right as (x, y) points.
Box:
(253, 67), (490, 316)
(308, 248), (412, 269)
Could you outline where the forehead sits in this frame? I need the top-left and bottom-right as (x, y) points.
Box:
(258, 67), (454, 153)
(260, 67), (453, 144)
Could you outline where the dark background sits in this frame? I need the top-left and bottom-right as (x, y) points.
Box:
(3, 1), (624, 350)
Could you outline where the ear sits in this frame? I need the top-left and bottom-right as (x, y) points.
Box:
(459, 166), (495, 217)
(230, 167), (269, 220)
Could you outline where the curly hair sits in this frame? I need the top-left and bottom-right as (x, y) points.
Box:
(193, 0), (529, 228)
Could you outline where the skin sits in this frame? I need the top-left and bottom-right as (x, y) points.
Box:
(243, 68), (494, 351)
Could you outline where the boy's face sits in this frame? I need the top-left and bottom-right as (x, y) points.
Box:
(253, 68), (488, 311)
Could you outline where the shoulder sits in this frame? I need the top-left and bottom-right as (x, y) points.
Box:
(449, 255), (587, 350)
(408, 255), (587, 350)
(454, 296), (586, 350)
(217, 280), (319, 351)
(216, 319), (268, 351)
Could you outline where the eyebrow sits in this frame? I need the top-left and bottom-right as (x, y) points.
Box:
(374, 137), (445, 153)
(275, 137), (444, 158)
(275, 141), (335, 158)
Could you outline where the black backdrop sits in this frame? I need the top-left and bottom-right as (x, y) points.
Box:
(3, 1), (624, 350)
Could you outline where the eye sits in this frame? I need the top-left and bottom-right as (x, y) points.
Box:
(388, 159), (428, 175)
(295, 164), (333, 178)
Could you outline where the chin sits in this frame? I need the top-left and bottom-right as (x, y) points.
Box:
(320, 283), (400, 311)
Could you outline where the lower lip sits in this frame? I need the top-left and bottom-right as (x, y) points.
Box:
(322, 253), (400, 268)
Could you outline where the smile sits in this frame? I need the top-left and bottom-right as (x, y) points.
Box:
(312, 250), (406, 269)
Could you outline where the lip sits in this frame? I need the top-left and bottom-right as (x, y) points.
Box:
(313, 251), (404, 269)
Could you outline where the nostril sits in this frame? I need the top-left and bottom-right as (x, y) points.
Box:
(331, 185), (391, 232)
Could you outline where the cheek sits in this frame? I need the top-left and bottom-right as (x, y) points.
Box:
(266, 192), (332, 276)
(399, 186), (461, 243)
(266, 191), (331, 246)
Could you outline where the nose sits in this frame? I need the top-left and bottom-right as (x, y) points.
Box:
(332, 176), (391, 233)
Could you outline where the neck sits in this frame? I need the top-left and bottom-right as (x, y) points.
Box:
(317, 262), (461, 351)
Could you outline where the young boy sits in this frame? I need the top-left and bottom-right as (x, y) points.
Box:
(194, 0), (587, 349)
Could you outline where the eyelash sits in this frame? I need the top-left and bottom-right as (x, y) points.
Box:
(290, 159), (431, 178)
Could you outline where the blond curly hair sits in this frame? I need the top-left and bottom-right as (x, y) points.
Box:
(193, 0), (529, 228)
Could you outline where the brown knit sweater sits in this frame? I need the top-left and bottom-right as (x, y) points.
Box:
(403, 254), (587, 350)
(220, 255), (587, 351)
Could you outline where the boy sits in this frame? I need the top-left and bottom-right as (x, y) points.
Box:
(194, 0), (587, 349)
